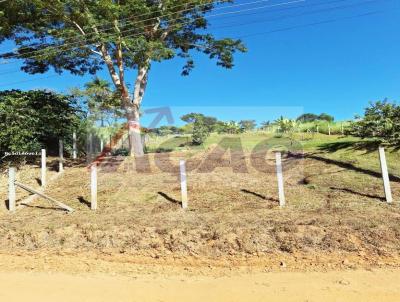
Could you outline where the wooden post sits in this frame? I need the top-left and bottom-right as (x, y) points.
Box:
(41, 149), (46, 187)
(275, 152), (286, 207)
(180, 160), (188, 209)
(91, 163), (97, 210)
(378, 147), (393, 203)
(8, 167), (16, 212)
(72, 131), (77, 159)
(59, 139), (64, 173)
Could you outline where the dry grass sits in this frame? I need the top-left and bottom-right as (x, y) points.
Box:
(1, 142), (400, 264)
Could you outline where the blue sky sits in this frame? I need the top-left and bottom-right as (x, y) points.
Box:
(0, 0), (399, 125)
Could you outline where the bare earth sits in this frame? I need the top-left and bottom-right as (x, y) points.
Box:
(1, 262), (400, 302)
(1, 144), (400, 301)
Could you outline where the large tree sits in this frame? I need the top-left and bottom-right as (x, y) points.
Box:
(0, 0), (246, 156)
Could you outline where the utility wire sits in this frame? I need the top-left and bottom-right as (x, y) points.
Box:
(0, 0), (386, 65)
(0, 0), (354, 67)
(0, 0), (387, 73)
(0, 0), (305, 62)
(0, 0), (272, 57)
(0, 7), (391, 88)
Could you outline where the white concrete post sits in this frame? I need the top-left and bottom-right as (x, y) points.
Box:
(328, 124), (331, 136)
(41, 149), (46, 187)
(378, 147), (393, 203)
(100, 139), (104, 152)
(275, 152), (286, 207)
(59, 139), (64, 173)
(180, 160), (188, 209)
(8, 167), (16, 212)
(91, 163), (97, 210)
(72, 131), (77, 159)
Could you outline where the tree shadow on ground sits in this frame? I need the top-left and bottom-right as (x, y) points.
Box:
(329, 186), (386, 202)
(317, 140), (381, 153)
(157, 192), (181, 205)
(304, 153), (400, 183)
(240, 189), (279, 203)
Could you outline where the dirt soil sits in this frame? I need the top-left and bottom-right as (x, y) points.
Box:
(0, 253), (400, 302)
(1, 149), (400, 300)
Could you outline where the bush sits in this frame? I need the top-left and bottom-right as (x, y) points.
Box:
(349, 100), (400, 145)
(0, 89), (84, 158)
(192, 118), (210, 145)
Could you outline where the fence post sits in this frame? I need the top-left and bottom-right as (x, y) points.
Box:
(72, 131), (77, 159)
(378, 147), (393, 203)
(8, 167), (16, 212)
(91, 163), (97, 210)
(180, 160), (188, 209)
(41, 149), (46, 187)
(275, 152), (286, 207)
(328, 124), (331, 136)
(59, 139), (64, 173)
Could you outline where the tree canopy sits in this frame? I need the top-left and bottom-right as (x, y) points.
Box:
(0, 0), (246, 156)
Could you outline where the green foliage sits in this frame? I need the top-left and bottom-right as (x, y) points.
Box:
(153, 125), (183, 136)
(297, 113), (334, 123)
(275, 116), (297, 133)
(71, 77), (122, 127)
(296, 113), (319, 122)
(349, 100), (400, 145)
(318, 113), (334, 122)
(215, 121), (242, 134)
(181, 113), (217, 132)
(0, 90), (84, 157)
(191, 116), (211, 145)
(239, 120), (256, 132)
(0, 1), (246, 79)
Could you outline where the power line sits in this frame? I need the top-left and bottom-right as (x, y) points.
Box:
(0, 0), (274, 58)
(0, 7), (391, 88)
(0, 0), (384, 65)
(0, 0), (354, 68)
(0, 0), (387, 75)
(205, 0), (385, 32)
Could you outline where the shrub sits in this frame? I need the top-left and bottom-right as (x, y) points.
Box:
(0, 89), (84, 158)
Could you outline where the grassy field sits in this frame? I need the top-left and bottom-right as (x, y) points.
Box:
(0, 132), (399, 270)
